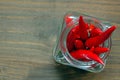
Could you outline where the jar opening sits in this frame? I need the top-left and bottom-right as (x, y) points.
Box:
(60, 15), (111, 67)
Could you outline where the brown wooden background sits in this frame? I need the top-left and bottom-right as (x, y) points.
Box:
(0, 0), (120, 80)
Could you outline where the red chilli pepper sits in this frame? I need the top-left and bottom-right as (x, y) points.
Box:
(67, 26), (80, 52)
(65, 15), (73, 26)
(70, 50), (104, 65)
(74, 39), (84, 50)
(78, 16), (88, 40)
(89, 24), (95, 31)
(90, 27), (103, 37)
(85, 26), (116, 48)
(90, 46), (95, 51)
(94, 47), (109, 55)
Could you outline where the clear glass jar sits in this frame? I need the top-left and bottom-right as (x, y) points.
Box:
(53, 12), (112, 73)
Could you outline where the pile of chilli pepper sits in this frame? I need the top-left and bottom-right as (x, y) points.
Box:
(66, 16), (116, 65)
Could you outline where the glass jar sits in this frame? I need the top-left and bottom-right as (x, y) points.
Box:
(53, 12), (112, 73)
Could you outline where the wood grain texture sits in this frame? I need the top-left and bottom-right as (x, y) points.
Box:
(0, 0), (120, 80)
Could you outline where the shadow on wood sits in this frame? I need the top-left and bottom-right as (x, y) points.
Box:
(53, 62), (96, 80)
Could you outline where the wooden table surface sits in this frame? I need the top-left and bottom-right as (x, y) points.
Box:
(0, 0), (120, 80)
